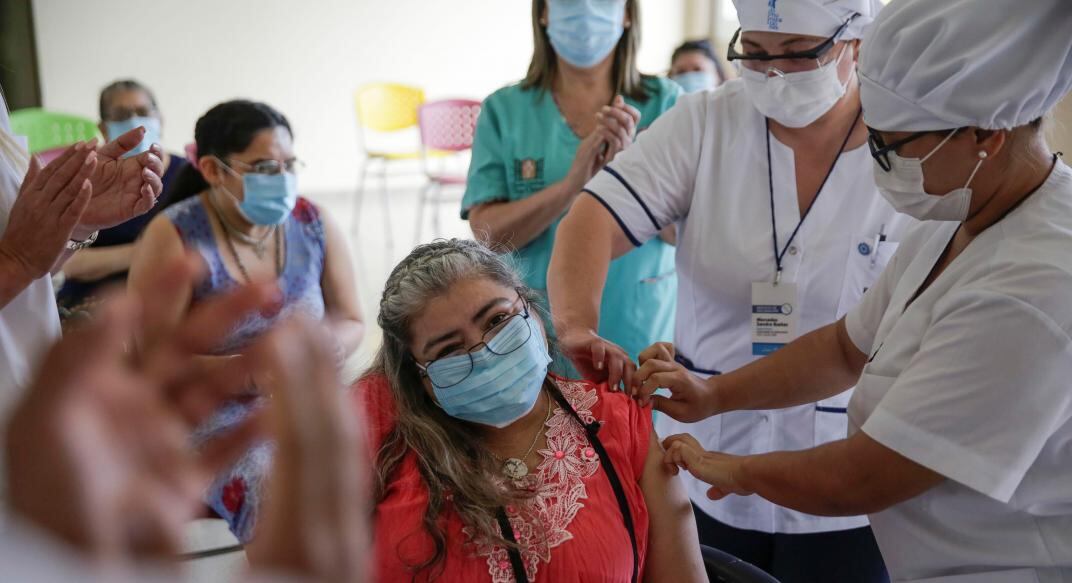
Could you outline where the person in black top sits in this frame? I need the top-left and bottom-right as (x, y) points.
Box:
(57, 80), (189, 320)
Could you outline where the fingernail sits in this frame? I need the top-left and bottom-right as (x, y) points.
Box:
(84, 151), (96, 165)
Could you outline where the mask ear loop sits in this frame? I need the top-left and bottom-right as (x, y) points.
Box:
(920, 128), (961, 164)
(963, 150), (987, 189)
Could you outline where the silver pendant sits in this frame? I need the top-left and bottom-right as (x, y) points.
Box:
(502, 458), (528, 480)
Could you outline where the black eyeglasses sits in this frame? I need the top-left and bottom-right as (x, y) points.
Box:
(416, 291), (532, 389)
(867, 127), (960, 172)
(727, 14), (856, 67)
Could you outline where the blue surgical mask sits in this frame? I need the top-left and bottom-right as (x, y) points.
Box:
(105, 116), (161, 158)
(216, 158), (299, 225)
(428, 314), (552, 428)
(671, 71), (717, 94)
(547, 0), (626, 69)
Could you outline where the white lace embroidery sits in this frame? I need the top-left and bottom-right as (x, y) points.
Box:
(466, 380), (602, 582)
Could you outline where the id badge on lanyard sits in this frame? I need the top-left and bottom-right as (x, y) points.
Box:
(751, 110), (857, 356)
(751, 277), (799, 355)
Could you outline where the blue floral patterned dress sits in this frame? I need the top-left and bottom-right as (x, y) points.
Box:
(163, 195), (326, 541)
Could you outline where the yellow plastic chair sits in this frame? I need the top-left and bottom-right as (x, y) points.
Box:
(352, 83), (440, 248)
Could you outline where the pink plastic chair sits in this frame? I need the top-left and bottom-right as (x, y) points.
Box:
(415, 99), (481, 243)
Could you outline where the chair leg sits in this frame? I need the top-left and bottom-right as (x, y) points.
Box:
(431, 183), (444, 239)
(380, 160), (393, 256)
(414, 181), (432, 247)
(351, 159), (371, 236)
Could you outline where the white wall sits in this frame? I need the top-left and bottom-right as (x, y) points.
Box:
(32, 0), (684, 194)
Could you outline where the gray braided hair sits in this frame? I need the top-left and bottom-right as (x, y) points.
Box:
(366, 239), (542, 576)
(377, 239), (529, 341)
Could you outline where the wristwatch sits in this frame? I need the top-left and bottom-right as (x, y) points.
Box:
(66, 230), (99, 251)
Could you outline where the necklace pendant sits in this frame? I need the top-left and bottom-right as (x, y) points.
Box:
(502, 458), (529, 480)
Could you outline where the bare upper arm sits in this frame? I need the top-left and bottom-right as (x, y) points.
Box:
(128, 214), (191, 346)
(639, 428), (706, 583)
(835, 318), (869, 378)
(560, 194), (635, 259)
(316, 204), (362, 323)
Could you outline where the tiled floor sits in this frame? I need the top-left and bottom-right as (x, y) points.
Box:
(183, 176), (474, 582)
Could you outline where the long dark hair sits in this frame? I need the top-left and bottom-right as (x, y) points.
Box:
(522, 0), (652, 102)
(167, 100), (292, 203)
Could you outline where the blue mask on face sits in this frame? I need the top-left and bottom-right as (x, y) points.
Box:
(238, 172), (299, 225)
(671, 71), (717, 93)
(428, 314), (552, 428)
(105, 116), (161, 158)
(547, 0), (626, 69)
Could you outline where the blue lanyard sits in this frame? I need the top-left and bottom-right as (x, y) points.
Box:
(766, 107), (862, 282)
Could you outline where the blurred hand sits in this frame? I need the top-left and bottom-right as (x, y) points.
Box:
(246, 318), (369, 583)
(75, 128), (164, 236)
(662, 433), (752, 501)
(5, 255), (279, 561)
(563, 126), (611, 196)
(634, 342), (720, 422)
(595, 95), (640, 163)
(559, 328), (635, 391)
(0, 144), (96, 279)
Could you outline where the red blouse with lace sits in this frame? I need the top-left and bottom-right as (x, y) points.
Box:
(356, 374), (653, 583)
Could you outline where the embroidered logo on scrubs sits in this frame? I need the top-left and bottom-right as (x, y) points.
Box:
(767, 0), (782, 30)
(858, 242), (872, 256)
(515, 158), (544, 182)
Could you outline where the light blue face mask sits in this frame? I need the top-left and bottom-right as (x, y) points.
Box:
(105, 116), (161, 158)
(547, 0), (626, 69)
(671, 71), (717, 93)
(216, 158), (299, 225)
(426, 313), (552, 428)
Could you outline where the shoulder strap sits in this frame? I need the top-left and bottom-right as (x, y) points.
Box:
(495, 507), (529, 583)
(550, 388), (640, 583)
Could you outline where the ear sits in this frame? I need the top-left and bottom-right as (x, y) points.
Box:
(198, 156), (223, 186)
(974, 128), (1008, 160)
(540, 2), (548, 25)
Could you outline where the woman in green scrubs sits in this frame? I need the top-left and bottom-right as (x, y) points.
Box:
(463, 0), (680, 370)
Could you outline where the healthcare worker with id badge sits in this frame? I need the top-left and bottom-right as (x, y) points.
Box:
(548, 0), (909, 580)
(644, 1), (1072, 581)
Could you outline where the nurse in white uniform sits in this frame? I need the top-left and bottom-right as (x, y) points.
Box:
(646, 1), (1072, 581)
(549, 0), (904, 579)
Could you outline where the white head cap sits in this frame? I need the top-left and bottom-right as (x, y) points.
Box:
(860, 0), (1072, 131)
(731, 0), (883, 41)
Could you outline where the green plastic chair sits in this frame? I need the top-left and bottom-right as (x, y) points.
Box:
(9, 108), (101, 154)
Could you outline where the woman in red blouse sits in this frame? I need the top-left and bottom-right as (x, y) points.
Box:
(355, 239), (706, 582)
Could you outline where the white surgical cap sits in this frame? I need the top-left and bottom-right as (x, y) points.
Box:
(731, 0), (882, 41)
(860, 0), (1072, 131)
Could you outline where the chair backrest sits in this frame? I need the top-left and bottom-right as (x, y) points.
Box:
(701, 545), (781, 583)
(8, 108), (101, 154)
(417, 99), (482, 153)
(354, 83), (425, 133)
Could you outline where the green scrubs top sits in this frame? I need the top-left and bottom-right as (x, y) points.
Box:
(462, 77), (680, 361)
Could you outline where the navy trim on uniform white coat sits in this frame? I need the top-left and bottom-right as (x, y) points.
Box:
(815, 406), (848, 413)
(675, 353), (721, 376)
(584, 189), (643, 248)
(601, 166), (663, 233)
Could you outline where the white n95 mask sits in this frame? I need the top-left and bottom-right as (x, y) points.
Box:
(741, 45), (850, 128)
(874, 129), (985, 222)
